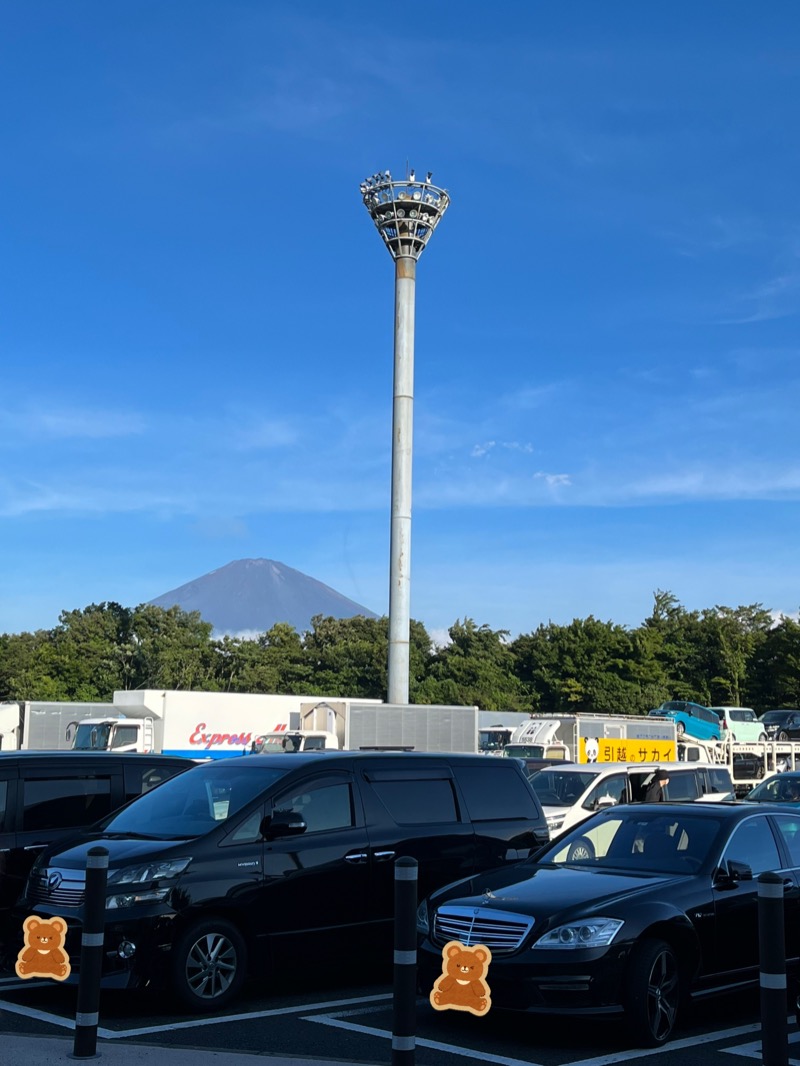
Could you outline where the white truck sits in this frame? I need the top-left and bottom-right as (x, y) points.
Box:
(0, 700), (115, 751)
(67, 690), (382, 759)
(503, 713), (678, 764)
(477, 711), (529, 755)
(253, 702), (479, 754)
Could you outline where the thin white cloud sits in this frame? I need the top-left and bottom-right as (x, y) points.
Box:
(471, 441), (496, 458)
(0, 406), (146, 441)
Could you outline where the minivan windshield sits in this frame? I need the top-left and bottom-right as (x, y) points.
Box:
(98, 762), (291, 838)
(528, 767), (599, 805)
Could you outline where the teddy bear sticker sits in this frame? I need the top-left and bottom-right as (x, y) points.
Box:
(430, 939), (492, 1016)
(16, 915), (71, 981)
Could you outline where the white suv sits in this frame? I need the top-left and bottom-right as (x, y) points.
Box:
(710, 707), (767, 743)
(527, 761), (735, 835)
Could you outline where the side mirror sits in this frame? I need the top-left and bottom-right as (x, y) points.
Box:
(261, 809), (307, 840)
(723, 859), (753, 883)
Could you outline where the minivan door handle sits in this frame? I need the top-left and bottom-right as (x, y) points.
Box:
(23, 844), (48, 851)
(373, 850), (396, 861)
(344, 851), (369, 864)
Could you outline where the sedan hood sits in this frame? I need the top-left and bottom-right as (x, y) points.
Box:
(429, 862), (678, 922)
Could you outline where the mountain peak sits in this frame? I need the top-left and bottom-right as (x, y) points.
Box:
(148, 559), (378, 635)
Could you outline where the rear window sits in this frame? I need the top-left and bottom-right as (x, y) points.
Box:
(454, 765), (541, 822)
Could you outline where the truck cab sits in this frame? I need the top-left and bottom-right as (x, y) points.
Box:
(68, 717), (151, 753)
(250, 729), (340, 753)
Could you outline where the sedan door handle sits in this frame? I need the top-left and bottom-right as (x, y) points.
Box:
(373, 850), (396, 861)
(344, 851), (369, 864)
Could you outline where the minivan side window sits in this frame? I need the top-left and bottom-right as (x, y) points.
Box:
(366, 771), (459, 825)
(272, 781), (355, 834)
(455, 766), (541, 821)
(22, 776), (114, 831)
(0, 780), (7, 831)
(582, 773), (626, 812)
(123, 761), (187, 803)
(663, 772), (700, 802)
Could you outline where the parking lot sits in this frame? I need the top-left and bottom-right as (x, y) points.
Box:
(1, 970), (799, 1066)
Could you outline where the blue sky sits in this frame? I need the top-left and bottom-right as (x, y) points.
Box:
(3, 1), (800, 640)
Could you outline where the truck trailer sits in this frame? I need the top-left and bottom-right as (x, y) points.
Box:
(67, 690), (382, 759)
(253, 701), (479, 754)
(504, 713), (678, 764)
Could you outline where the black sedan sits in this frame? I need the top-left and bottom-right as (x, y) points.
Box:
(417, 802), (800, 1047)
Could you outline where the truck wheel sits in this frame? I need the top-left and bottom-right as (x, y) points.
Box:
(624, 938), (680, 1047)
(171, 918), (246, 1012)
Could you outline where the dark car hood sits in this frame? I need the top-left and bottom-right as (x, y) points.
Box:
(429, 862), (681, 921)
(41, 834), (194, 870)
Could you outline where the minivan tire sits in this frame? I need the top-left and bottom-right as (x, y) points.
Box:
(675, 722), (685, 737)
(624, 938), (680, 1047)
(171, 917), (247, 1012)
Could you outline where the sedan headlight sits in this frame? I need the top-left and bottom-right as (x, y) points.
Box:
(533, 917), (623, 950)
(106, 857), (191, 910)
(416, 899), (429, 935)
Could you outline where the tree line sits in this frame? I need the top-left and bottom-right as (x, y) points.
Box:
(1, 590), (798, 715)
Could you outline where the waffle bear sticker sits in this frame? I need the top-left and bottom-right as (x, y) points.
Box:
(16, 915), (71, 980)
(430, 939), (492, 1016)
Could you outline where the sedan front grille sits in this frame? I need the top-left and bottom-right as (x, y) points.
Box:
(433, 906), (534, 954)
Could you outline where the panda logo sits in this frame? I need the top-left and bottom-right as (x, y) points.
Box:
(584, 737), (599, 763)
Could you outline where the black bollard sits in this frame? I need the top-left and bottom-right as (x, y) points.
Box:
(758, 870), (788, 1066)
(392, 856), (418, 1066)
(72, 846), (108, 1059)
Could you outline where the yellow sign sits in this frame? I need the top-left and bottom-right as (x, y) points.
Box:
(579, 738), (676, 764)
(430, 940), (492, 1016)
(16, 915), (71, 981)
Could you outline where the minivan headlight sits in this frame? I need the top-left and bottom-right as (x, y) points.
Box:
(107, 858), (191, 886)
(533, 917), (623, 950)
(106, 858), (191, 910)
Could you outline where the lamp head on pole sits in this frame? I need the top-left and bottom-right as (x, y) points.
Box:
(360, 168), (450, 261)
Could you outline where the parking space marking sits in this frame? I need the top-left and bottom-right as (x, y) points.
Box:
(0, 991), (392, 1040)
(305, 1011), (542, 1066)
(720, 1028), (800, 1063)
(306, 1002), (777, 1066)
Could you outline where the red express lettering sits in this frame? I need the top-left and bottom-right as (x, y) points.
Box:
(189, 723), (253, 749)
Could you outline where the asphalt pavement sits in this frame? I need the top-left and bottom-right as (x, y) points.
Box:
(1, 1032), (381, 1066)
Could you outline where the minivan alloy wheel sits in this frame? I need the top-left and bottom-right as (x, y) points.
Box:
(171, 918), (247, 1011)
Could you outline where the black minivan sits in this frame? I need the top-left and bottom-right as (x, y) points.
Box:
(0, 751), (190, 943)
(16, 751), (549, 1010)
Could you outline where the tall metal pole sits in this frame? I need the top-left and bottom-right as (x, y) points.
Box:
(389, 254), (416, 703)
(361, 169), (450, 704)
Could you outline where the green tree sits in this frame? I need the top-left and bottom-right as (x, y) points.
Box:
(418, 619), (526, 710)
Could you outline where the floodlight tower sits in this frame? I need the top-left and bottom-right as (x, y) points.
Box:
(361, 168), (450, 704)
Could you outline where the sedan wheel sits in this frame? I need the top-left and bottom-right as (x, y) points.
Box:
(171, 918), (247, 1012)
(625, 938), (680, 1047)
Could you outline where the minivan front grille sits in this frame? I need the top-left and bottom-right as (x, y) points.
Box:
(433, 906), (534, 954)
(27, 868), (85, 908)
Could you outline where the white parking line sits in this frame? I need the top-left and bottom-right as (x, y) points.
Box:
(720, 1028), (800, 1063)
(305, 1003), (781, 1066)
(0, 992), (392, 1040)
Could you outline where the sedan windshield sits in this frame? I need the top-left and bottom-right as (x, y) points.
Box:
(538, 807), (725, 874)
(98, 762), (291, 838)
